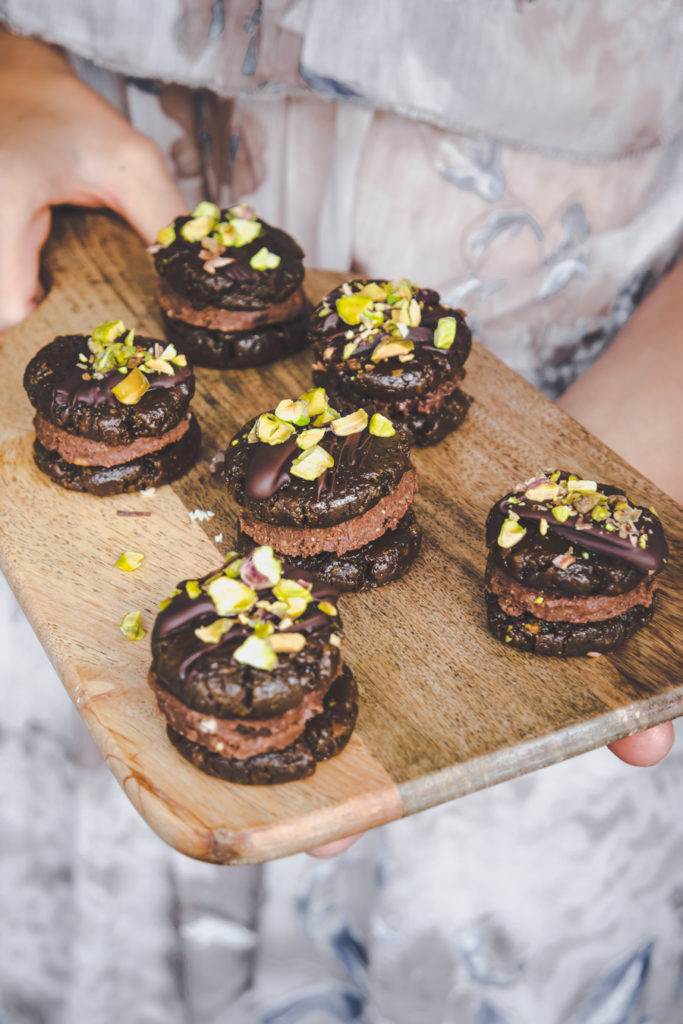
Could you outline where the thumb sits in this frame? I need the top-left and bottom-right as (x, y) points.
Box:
(0, 204), (51, 330)
(608, 721), (674, 766)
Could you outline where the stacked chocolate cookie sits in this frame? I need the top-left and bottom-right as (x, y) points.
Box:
(149, 546), (357, 783)
(224, 387), (421, 591)
(23, 319), (200, 495)
(484, 470), (668, 656)
(152, 201), (309, 368)
(311, 278), (472, 446)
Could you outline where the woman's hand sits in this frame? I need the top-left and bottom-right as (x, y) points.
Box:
(0, 27), (186, 328)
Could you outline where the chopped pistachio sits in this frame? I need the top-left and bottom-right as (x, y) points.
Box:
(343, 341), (358, 360)
(156, 224), (176, 248)
(336, 294), (373, 325)
(115, 550), (144, 572)
(591, 505), (609, 522)
(568, 479), (597, 493)
(249, 246), (280, 270)
(274, 398), (308, 424)
(297, 427), (326, 450)
(192, 200), (220, 220)
(119, 610), (145, 641)
(185, 579), (202, 599)
(158, 597), (172, 611)
(369, 413), (396, 437)
(433, 317), (457, 350)
(91, 319), (127, 347)
(180, 215), (215, 242)
(408, 298), (422, 326)
(313, 405), (339, 426)
(329, 633), (342, 648)
(357, 282), (386, 301)
(552, 505), (571, 523)
(223, 217), (262, 247)
(331, 408), (368, 436)
(206, 576), (256, 615)
(269, 632), (307, 654)
(194, 618), (234, 644)
(299, 387), (328, 416)
(272, 578), (312, 619)
(252, 620), (275, 638)
(317, 601), (338, 616)
(233, 635), (278, 671)
(524, 482), (560, 502)
(289, 444), (334, 481)
(256, 413), (295, 445)
(111, 367), (150, 405)
(371, 337), (414, 362)
(638, 534), (648, 549)
(497, 519), (527, 548)
(534, 596), (544, 604)
(250, 545), (282, 586)
(539, 518), (548, 536)
(223, 556), (245, 579)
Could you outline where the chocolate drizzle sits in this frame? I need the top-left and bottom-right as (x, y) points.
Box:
(245, 435), (299, 499)
(490, 495), (668, 574)
(152, 561), (341, 682)
(52, 361), (191, 414)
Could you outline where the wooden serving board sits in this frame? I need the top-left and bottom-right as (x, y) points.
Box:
(1, 209), (681, 864)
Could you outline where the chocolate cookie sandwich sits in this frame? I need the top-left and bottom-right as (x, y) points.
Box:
(152, 201), (309, 369)
(310, 278), (472, 446)
(149, 546), (357, 784)
(23, 319), (200, 496)
(484, 470), (668, 656)
(224, 387), (421, 591)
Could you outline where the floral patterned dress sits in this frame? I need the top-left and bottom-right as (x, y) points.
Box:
(1, 2), (682, 1022)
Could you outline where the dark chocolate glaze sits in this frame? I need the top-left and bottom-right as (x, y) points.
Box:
(153, 214), (305, 308)
(486, 488), (668, 575)
(225, 413), (414, 528)
(310, 280), (472, 404)
(24, 334), (195, 445)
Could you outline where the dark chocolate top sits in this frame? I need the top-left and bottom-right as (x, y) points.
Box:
(150, 548), (344, 718)
(310, 279), (471, 403)
(24, 331), (194, 445)
(223, 389), (414, 528)
(152, 202), (305, 309)
(485, 470), (668, 596)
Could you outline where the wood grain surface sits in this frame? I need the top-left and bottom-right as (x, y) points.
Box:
(0, 208), (681, 863)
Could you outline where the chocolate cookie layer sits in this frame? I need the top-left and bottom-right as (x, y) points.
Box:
(160, 309), (309, 369)
(153, 211), (304, 309)
(485, 591), (656, 657)
(225, 414), (414, 529)
(33, 413), (201, 497)
(484, 470), (668, 656)
(24, 334), (194, 445)
(166, 665), (358, 784)
(240, 508), (423, 592)
(310, 279), (472, 446)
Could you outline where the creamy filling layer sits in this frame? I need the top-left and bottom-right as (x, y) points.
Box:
(158, 281), (304, 331)
(34, 412), (192, 467)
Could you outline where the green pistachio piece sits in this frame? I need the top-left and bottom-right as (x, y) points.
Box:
(233, 634), (278, 671)
(567, 479), (597, 494)
(256, 413), (295, 445)
(269, 632), (307, 654)
(539, 518), (549, 536)
(156, 225), (176, 248)
(111, 367), (149, 405)
(534, 596), (545, 604)
(497, 519), (527, 548)
(194, 618), (234, 644)
(330, 408), (368, 436)
(343, 341), (358, 360)
(408, 298), (421, 326)
(272, 578), (313, 618)
(552, 505), (571, 523)
(216, 218), (262, 247)
(192, 201), (220, 220)
(591, 504), (609, 522)
(313, 405), (339, 426)
(289, 444), (334, 481)
(223, 555), (245, 578)
(91, 319), (127, 347)
(227, 202), (257, 220)
(115, 550), (144, 572)
(524, 482), (560, 502)
(180, 215), (215, 242)
(317, 601), (338, 616)
(297, 427), (326, 450)
(336, 294), (373, 325)
(371, 338), (414, 362)
(299, 387), (328, 417)
(368, 413), (395, 437)
(357, 282), (387, 301)
(433, 317), (457, 350)
(251, 545), (282, 586)
(249, 246), (281, 270)
(119, 610), (145, 641)
(185, 580), (202, 599)
(206, 577), (256, 615)
(638, 534), (648, 549)
(274, 399), (308, 424)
